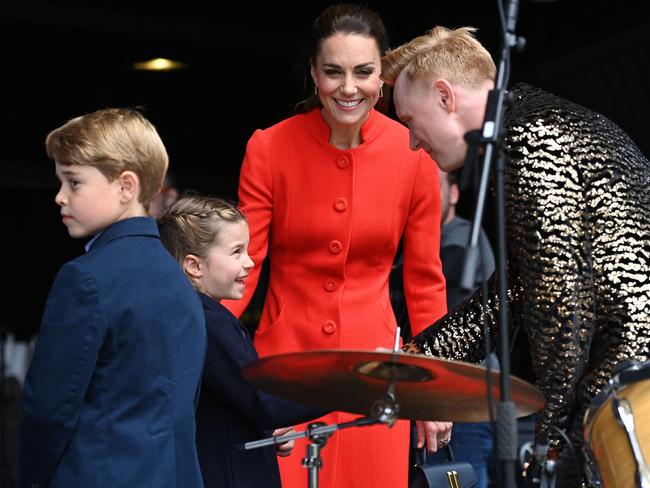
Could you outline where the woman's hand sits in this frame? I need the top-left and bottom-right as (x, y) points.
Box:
(415, 420), (453, 453)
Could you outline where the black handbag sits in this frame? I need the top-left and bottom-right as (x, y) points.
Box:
(409, 444), (478, 488)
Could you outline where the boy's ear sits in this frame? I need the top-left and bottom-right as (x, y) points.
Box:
(118, 170), (140, 203)
(183, 254), (203, 278)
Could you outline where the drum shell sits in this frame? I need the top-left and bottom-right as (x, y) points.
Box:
(583, 379), (650, 488)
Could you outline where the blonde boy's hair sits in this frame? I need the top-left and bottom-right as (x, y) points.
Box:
(45, 108), (168, 209)
(382, 26), (496, 89)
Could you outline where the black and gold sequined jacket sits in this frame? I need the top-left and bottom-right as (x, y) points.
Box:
(405, 83), (650, 450)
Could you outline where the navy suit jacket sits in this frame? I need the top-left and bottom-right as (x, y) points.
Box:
(195, 292), (326, 488)
(17, 217), (206, 488)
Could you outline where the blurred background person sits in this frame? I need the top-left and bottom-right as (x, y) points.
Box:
(427, 169), (496, 488)
(390, 168), (496, 487)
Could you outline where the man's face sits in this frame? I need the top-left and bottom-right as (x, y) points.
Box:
(394, 72), (465, 172)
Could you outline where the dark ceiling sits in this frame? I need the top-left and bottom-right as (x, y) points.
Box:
(3, 0), (650, 338)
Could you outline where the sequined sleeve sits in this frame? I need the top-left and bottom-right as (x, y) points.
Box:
(403, 273), (499, 364)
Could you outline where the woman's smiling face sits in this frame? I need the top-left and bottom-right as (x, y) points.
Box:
(311, 33), (383, 130)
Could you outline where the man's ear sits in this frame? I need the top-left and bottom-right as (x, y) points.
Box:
(183, 254), (203, 278)
(434, 79), (456, 113)
(118, 170), (140, 203)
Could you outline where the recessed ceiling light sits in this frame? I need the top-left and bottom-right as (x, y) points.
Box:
(132, 58), (187, 71)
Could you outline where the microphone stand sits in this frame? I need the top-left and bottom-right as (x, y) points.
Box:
(459, 1), (525, 487)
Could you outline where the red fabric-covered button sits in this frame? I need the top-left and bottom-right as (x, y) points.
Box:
(335, 155), (350, 168)
(323, 321), (337, 334)
(329, 240), (342, 254)
(333, 197), (348, 212)
(324, 279), (337, 292)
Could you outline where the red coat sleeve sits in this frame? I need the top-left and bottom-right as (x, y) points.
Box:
(403, 151), (447, 335)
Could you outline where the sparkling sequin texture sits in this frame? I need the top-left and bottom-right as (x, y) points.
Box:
(405, 84), (650, 450)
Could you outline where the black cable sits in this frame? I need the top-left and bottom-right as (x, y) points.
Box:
(549, 425), (582, 483)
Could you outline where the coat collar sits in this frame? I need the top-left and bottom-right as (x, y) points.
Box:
(87, 217), (159, 252)
(197, 291), (248, 336)
(304, 107), (382, 148)
(198, 290), (222, 312)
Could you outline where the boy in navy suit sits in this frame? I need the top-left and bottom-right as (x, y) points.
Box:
(17, 108), (206, 488)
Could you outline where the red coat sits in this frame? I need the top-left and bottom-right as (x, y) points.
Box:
(224, 108), (447, 487)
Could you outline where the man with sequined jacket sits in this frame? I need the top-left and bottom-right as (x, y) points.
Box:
(382, 26), (650, 487)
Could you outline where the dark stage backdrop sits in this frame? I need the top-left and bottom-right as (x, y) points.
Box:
(1, 1), (649, 347)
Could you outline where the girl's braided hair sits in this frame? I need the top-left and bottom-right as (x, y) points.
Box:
(157, 194), (246, 286)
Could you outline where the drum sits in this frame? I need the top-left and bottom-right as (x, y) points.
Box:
(583, 361), (650, 488)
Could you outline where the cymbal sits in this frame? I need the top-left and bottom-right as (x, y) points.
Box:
(243, 349), (545, 422)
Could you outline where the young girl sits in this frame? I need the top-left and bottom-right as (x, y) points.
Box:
(157, 195), (326, 488)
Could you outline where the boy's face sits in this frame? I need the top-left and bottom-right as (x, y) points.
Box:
(55, 162), (125, 238)
(197, 220), (254, 301)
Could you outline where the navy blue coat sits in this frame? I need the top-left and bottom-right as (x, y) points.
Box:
(17, 217), (206, 488)
(195, 292), (326, 488)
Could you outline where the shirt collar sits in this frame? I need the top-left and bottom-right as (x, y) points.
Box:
(85, 233), (101, 253)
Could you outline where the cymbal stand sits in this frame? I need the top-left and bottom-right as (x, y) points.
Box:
(245, 328), (406, 487)
(371, 326), (402, 426)
(244, 416), (382, 488)
(302, 422), (328, 488)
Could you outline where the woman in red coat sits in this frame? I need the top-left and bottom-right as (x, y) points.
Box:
(224, 4), (449, 487)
